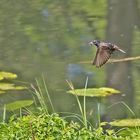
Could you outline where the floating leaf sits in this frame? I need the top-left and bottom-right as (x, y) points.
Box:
(0, 90), (5, 94)
(0, 71), (17, 80)
(0, 83), (26, 91)
(100, 122), (108, 126)
(14, 86), (27, 90)
(67, 87), (120, 97)
(110, 119), (140, 127)
(6, 100), (34, 111)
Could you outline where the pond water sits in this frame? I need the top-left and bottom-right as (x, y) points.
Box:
(0, 0), (140, 122)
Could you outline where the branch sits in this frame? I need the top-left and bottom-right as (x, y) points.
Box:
(79, 56), (140, 64)
(108, 56), (140, 63)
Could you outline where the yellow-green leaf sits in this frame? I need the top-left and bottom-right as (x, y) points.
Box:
(6, 100), (33, 111)
(110, 119), (140, 127)
(0, 90), (5, 94)
(0, 71), (17, 80)
(67, 87), (120, 97)
(0, 83), (26, 90)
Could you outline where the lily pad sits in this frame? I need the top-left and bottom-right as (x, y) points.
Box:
(67, 87), (120, 97)
(0, 90), (5, 94)
(0, 71), (17, 80)
(0, 83), (26, 91)
(110, 119), (140, 127)
(6, 100), (34, 111)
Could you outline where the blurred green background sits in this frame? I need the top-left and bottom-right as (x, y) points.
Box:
(0, 0), (140, 122)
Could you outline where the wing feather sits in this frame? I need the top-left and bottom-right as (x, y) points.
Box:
(92, 46), (113, 67)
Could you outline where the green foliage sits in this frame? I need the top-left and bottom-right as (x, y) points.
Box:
(67, 87), (120, 97)
(0, 113), (94, 139)
(0, 75), (139, 139)
(0, 113), (140, 140)
(6, 100), (33, 111)
(116, 128), (140, 139)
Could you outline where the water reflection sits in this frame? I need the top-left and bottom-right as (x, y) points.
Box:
(67, 64), (95, 88)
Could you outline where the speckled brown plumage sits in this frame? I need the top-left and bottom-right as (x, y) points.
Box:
(89, 40), (126, 67)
